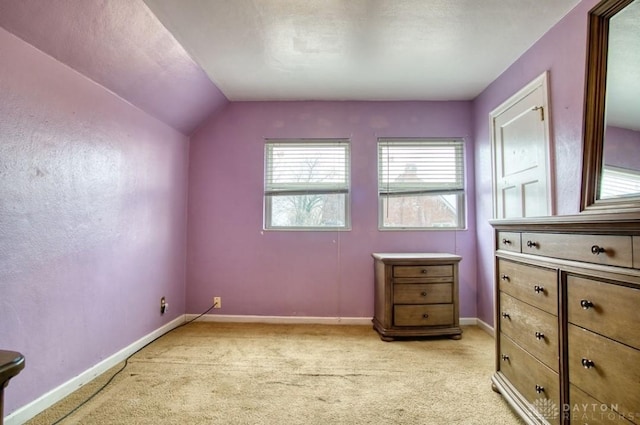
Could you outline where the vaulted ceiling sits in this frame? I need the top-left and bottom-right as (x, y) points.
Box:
(0, 0), (583, 135)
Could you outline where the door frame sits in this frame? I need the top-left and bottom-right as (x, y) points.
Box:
(489, 71), (555, 219)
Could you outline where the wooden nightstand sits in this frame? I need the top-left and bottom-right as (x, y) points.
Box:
(372, 253), (462, 341)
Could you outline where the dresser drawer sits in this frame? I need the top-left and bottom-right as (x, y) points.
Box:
(497, 259), (558, 315)
(393, 265), (452, 278)
(497, 231), (521, 253)
(394, 283), (452, 304)
(567, 275), (640, 350)
(499, 334), (560, 425)
(634, 237), (640, 269)
(500, 292), (558, 372)
(394, 304), (453, 327)
(569, 384), (635, 425)
(522, 233), (633, 268)
(568, 324), (640, 421)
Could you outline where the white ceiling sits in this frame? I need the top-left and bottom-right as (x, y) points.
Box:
(144, 0), (582, 102)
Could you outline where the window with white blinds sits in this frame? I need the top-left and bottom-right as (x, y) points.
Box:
(378, 139), (465, 229)
(264, 139), (350, 229)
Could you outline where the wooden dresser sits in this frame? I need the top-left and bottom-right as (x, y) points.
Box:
(491, 214), (640, 425)
(372, 253), (462, 341)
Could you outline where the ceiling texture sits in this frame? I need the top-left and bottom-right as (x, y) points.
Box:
(0, 0), (583, 134)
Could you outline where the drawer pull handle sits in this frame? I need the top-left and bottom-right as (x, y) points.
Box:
(526, 240), (538, 248)
(501, 312), (510, 319)
(535, 332), (545, 340)
(500, 274), (510, 281)
(502, 238), (511, 245)
(535, 384), (544, 394)
(420, 291), (428, 297)
(591, 245), (605, 255)
(534, 285), (544, 294)
(422, 314), (429, 319)
(581, 358), (595, 369)
(501, 354), (509, 361)
(420, 269), (428, 274)
(580, 299), (594, 310)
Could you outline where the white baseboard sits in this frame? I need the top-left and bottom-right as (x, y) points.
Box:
(186, 314), (481, 328)
(185, 314), (373, 325)
(459, 317), (476, 326)
(476, 318), (495, 337)
(5, 316), (185, 425)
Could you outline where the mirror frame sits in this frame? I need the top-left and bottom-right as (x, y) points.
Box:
(581, 0), (640, 213)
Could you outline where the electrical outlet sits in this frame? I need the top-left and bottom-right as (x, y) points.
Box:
(213, 297), (221, 308)
(160, 296), (167, 314)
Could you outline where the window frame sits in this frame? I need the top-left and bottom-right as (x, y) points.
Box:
(377, 138), (466, 231)
(264, 138), (351, 231)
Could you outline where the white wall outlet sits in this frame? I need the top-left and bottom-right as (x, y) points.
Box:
(213, 297), (221, 308)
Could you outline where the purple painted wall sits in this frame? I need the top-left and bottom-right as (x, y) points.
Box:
(604, 126), (640, 170)
(0, 0), (229, 136)
(472, 0), (600, 325)
(187, 101), (477, 319)
(0, 27), (189, 416)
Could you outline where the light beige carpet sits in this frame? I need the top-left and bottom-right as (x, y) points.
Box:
(26, 323), (524, 425)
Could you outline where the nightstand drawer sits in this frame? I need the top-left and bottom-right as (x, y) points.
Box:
(394, 283), (452, 304)
(499, 292), (558, 372)
(394, 304), (453, 327)
(568, 324), (640, 421)
(499, 334), (560, 425)
(568, 275), (640, 350)
(522, 232), (632, 268)
(393, 265), (453, 278)
(497, 259), (558, 315)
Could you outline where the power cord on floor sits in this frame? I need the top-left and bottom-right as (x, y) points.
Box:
(50, 303), (218, 425)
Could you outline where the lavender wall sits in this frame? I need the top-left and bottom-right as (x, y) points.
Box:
(604, 126), (640, 170)
(0, 28), (189, 416)
(472, 0), (600, 325)
(188, 101), (477, 319)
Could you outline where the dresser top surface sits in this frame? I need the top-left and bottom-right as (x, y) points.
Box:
(372, 253), (461, 262)
(490, 212), (640, 234)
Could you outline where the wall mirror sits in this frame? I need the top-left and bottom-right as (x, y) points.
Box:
(581, 0), (640, 213)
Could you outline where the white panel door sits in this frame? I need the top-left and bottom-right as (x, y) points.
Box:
(491, 73), (553, 219)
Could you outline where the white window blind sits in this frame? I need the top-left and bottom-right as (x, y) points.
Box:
(264, 139), (350, 229)
(600, 165), (640, 199)
(378, 139), (464, 197)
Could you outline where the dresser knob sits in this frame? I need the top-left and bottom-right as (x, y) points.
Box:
(502, 238), (511, 245)
(501, 312), (510, 319)
(535, 384), (545, 394)
(534, 285), (544, 294)
(526, 240), (538, 248)
(500, 274), (510, 281)
(581, 358), (595, 369)
(591, 245), (605, 255)
(580, 299), (594, 310)
(420, 269), (428, 274)
(422, 313), (429, 319)
(420, 291), (427, 297)
(535, 332), (545, 340)
(501, 354), (509, 361)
